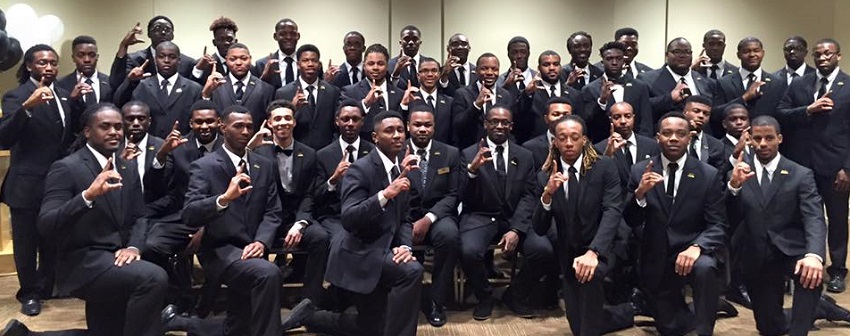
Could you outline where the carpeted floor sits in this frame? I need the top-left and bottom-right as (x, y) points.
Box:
(1, 274), (850, 335)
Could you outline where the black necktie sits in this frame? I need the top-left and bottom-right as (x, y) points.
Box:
(746, 73), (756, 90)
(426, 95), (435, 110)
(689, 135), (700, 160)
(284, 56), (295, 84)
(679, 77), (692, 98)
(238, 158), (248, 177)
(710, 65), (719, 79)
(549, 85), (557, 98)
(624, 141), (634, 167)
(408, 59), (418, 86)
(160, 79), (170, 98)
(517, 77), (526, 92)
(458, 67), (466, 86)
(760, 167), (771, 194)
(346, 145), (356, 163)
(417, 148), (428, 186)
(666, 162), (678, 198)
(234, 81), (245, 101)
(818, 77), (829, 98)
(276, 146), (293, 156)
(306, 86), (316, 110)
(198, 145), (208, 159)
(567, 165), (579, 208)
(576, 75), (586, 89)
(351, 67), (360, 84)
(84, 78), (96, 104)
(390, 165), (400, 181)
(791, 72), (799, 78)
(495, 145), (506, 174)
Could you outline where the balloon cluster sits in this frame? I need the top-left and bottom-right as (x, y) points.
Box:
(0, 7), (22, 72)
(1, 4), (65, 72)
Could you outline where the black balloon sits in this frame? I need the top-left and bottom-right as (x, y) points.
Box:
(0, 9), (6, 31)
(0, 30), (8, 60)
(0, 37), (22, 72)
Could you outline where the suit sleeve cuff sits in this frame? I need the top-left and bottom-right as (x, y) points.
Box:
(540, 197), (552, 211)
(805, 253), (824, 264)
(727, 181), (742, 196)
(192, 67), (204, 79)
(215, 195), (229, 211)
(635, 197), (647, 208)
(326, 180), (337, 191)
(81, 191), (94, 208)
(425, 212), (437, 224)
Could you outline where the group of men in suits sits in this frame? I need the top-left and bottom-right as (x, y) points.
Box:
(5, 12), (850, 336)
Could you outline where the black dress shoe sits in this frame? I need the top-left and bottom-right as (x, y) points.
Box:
(717, 298), (739, 318)
(473, 297), (494, 321)
(1, 319), (30, 336)
(424, 301), (447, 327)
(21, 299), (40, 316)
(161, 304), (187, 332)
(819, 294), (850, 323)
(282, 298), (316, 330)
(629, 289), (652, 317)
(502, 288), (534, 319)
(725, 285), (753, 309)
(827, 274), (846, 293)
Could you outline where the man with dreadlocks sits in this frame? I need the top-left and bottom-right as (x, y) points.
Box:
(533, 114), (626, 335)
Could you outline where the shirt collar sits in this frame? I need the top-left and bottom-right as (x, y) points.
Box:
(665, 65), (692, 81)
(411, 140), (432, 156)
(561, 153), (583, 174)
(339, 136), (361, 152)
(228, 71), (250, 86)
(486, 137), (508, 152)
(755, 153), (781, 174)
(546, 130), (554, 145)
(376, 149), (399, 175)
(726, 133), (738, 145)
(30, 77), (55, 91)
(278, 49), (296, 60)
(86, 143), (116, 169)
(740, 67), (763, 80)
(129, 134), (149, 150)
(77, 71), (98, 83)
(817, 66), (840, 83)
(346, 61), (363, 72)
(788, 63), (807, 76)
(299, 76), (318, 90)
(222, 145), (249, 169)
(157, 72), (178, 86)
(196, 135), (218, 151)
(541, 80), (560, 92)
(625, 131), (637, 146)
(661, 153), (688, 170)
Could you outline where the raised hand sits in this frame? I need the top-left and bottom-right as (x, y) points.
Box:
(363, 79), (383, 107)
(260, 53), (280, 81)
(566, 66), (586, 86)
(157, 121), (188, 161)
(541, 159), (566, 204)
(70, 76), (94, 100)
(201, 62), (226, 98)
(392, 55), (412, 78)
(323, 59), (339, 81)
(523, 74), (542, 96)
(635, 160), (663, 200)
(441, 55), (460, 78)
(121, 142), (142, 161)
(691, 49), (711, 70)
(467, 139), (493, 174)
(729, 151), (755, 189)
(328, 150), (351, 185)
(604, 123), (626, 157)
(220, 162), (252, 206)
(247, 127), (273, 151)
(383, 171), (410, 200)
(474, 86), (492, 109)
(503, 61), (523, 89)
(731, 126), (752, 160)
(742, 80), (766, 102)
(671, 81), (689, 103)
(23, 77), (55, 110)
(83, 158), (123, 200)
(399, 146), (421, 176)
(196, 46), (217, 72)
(127, 59), (152, 82)
(807, 90), (834, 115)
(292, 86), (308, 109)
(598, 78), (615, 104)
(400, 80), (421, 106)
(117, 22), (145, 58)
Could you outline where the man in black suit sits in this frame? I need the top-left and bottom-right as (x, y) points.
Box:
(515, 50), (583, 144)
(693, 30), (739, 80)
(453, 53), (517, 148)
(182, 105), (283, 336)
(39, 103), (168, 336)
(329, 31), (366, 88)
(777, 38), (850, 293)
(683, 95), (727, 172)
(0, 45), (77, 316)
(313, 101), (375, 237)
(562, 31), (603, 90)
(57, 36), (113, 107)
(114, 41), (202, 139)
(625, 112), (727, 336)
(638, 37), (718, 127)
(496, 36), (537, 98)
(404, 103), (461, 327)
(714, 37), (785, 135)
(583, 41), (653, 143)
(594, 102), (660, 187)
(342, 44), (403, 140)
(609, 28), (654, 79)
(726, 115), (825, 336)
(460, 105), (553, 320)
(400, 58), (455, 144)
(523, 97), (574, 170)
(253, 18), (301, 89)
(438, 33), (476, 97)
(720, 104), (751, 168)
(110, 16), (195, 88)
(120, 101), (164, 195)
(275, 44), (341, 150)
(249, 100), (329, 306)
(190, 17), (239, 85)
(297, 111), (423, 336)
(775, 36), (816, 87)
(535, 115), (629, 335)
(389, 25), (429, 89)
(202, 43), (275, 133)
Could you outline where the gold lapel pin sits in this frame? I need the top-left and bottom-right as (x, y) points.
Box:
(119, 165), (126, 170)
(297, 153), (304, 157)
(626, 83), (633, 87)
(147, 146), (155, 151)
(838, 82), (845, 86)
(433, 151), (441, 156)
(764, 78), (771, 82)
(320, 85), (326, 90)
(687, 173), (695, 178)
(439, 100), (445, 104)
(780, 170), (789, 175)
(249, 81), (255, 86)
(175, 88), (183, 93)
(510, 159), (517, 166)
(253, 164), (260, 169)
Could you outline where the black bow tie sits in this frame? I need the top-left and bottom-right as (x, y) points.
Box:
(276, 147), (293, 156)
(610, 76), (627, 85)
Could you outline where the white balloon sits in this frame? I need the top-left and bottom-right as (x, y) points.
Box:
(6, 4), (38, 51)
(37, 15), (64, 44)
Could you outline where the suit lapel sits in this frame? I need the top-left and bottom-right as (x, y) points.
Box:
(165, 76), (185, 109)
(761, 158), (788, 207)
(242, 77), (258, 105)
(649, 155), (672, 215)
(144, 79), (168, 110)
(291, 144), (305, 188)
(669, 157), (697, 219)
(81, 150), (123, 227)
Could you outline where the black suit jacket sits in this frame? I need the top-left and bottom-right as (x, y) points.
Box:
(522, 134), (550, 171)
(773, 65), (816, 88)
(638, 66), (718, 124)
(145, 134), (224, 218)
(330, 62), (358, 88)
(252, 51), (299, 89)
(209, 75), (275, 133)
(109, 49), (195, 90)
(253, 141), (316, 226)
(713, 70), (784, 135)
(532, 157), (623, 263)
(694, 60), (739, 79)
(389, 54), (430, 89)
(401, 90), (454, 144)
(560, 63), (604, 90)
(595, 61), (653, 80)
(341, 79), (404, 140)
(441, 63), (477, 97)
(56, 71), (114, 105)
(407, 140), (461, 221)
(452, 84), (515, 148)
(460, 142), (535, 233)
(726, 156), (825, 270)
(0, 81), (78, 209)
(694, 132), (727, 172)
(182, 147), (282, 280)
(38, 149), (145, 293)
(313, 139), (375, 223)
(624, 155), (727, 287)
(582, 76), (654, 142)
(114, 75), (202, 139)
(276, 80), (341, 150)
(325, 149), (415, 294)
(777, 70), (850, 177)
(594, 134), (660, 189)
(188, 53), (229, 86)
(515, 80), (583, 144)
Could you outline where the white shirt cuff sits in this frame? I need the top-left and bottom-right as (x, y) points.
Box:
(425, 212), (437, 224)
(326, 180), (337, 191)
(81, 191), (94, 208)
(192, 66), (204, 79)
(467, 171), (478, 178)
(540, 197), (552, 211)
(400, 102), (409, 111)
(727, 181), (742, 196)
(152, 158), (165, 169)
(215, 195), (229, 211)
(378, 191), (388, 208)
(439, 78), (449, 87)
(636, 197), (647, 208)
(805, 253), (824, 264)
(361, 100), (371, 114)
(597, 98), (607, 110)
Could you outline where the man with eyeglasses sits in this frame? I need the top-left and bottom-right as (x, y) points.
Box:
(110, 16), (195, 89)
(774, 36), (816, 88)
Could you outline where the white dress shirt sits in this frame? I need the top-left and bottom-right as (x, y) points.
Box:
(77, 71), (101, 103)
(156, 73), (178, 96)
(814, 67), (840, 100)
(665, 66), (700, 96)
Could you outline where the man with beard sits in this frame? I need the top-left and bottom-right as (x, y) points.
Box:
(400, 58), (455, 144)
(561, 31), (603, 90)
(496, 36), (536, 97)
(110, 16), (195, 88)
(330, 31), (366, 88)
(775, 36), (816, 87)
(777, 38), (850, 294)
(191, 17), (239, 85)
(342, 44), (404, 140)
(523, 97), (574, 170)
(452, 53), (516, 148)
(57, 36), (113, 107)
(595, 102), (660, 187)
(120, 101), (164, 193)
(583, 41), (653, 143)
(389, 25), (429, 88)
(254, 18), (301, 89)
(514, 50), (583, 144)
(638, 37), (718, 132)
(597, 28), (653, 79)
(439, 33), (476, 97)
(114, 41), (202, 139)
(0, 44), (77, 316)
(693, 30), (739, 80)
(275, 44), (341, 150)
(202, 43), (275, 133)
